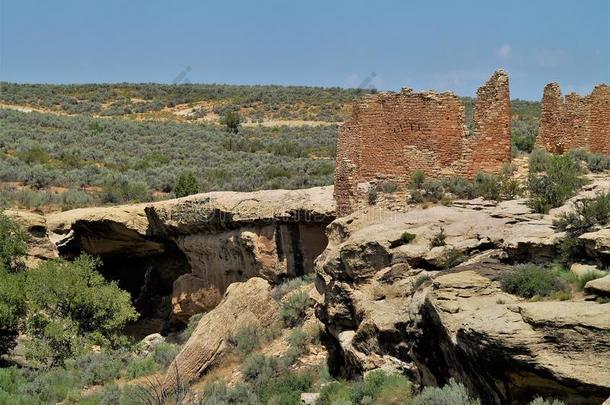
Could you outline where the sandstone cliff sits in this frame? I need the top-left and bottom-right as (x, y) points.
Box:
(315, 179), (610, 404)
(29, 186), (334, 323)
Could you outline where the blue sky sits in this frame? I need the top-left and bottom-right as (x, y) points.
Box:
(1, 0), (608, 100)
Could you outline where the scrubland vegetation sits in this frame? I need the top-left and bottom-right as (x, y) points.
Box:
(0, 82), (368, 121)
(0, 108), (336, 210)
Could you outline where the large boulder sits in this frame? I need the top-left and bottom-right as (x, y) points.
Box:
(163, 277), (280, 390)
(584, 274), (610, 298)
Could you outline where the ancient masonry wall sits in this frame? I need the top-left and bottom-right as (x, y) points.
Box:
(537, 83), (610, 155)
(334, 70), (511, 216)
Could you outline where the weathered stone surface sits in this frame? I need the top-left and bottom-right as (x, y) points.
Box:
(44, 187), (334, 322)
(537, 82), (610, 155)
(584, 274), (610, 297)
(4, 209), (58, 267)
(570, 263), (605, 279)
(137, 333), (165, 357)
(163, 278), (280, 390)
(580, 227), (610, 258)
(315, 184), (610, 403)
(170, 274), (222, 323)
(334, 70), (510, 216)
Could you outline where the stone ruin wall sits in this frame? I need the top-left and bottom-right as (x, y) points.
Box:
(334, 70), (511, 216)
(537, 83), (610, 155)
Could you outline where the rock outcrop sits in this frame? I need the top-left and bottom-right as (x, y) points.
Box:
(315, 181), (610, 404)
(585, 274), (610, 298)
(41, 186), (334, 322)
(4, 209), (58, 267)
(163, 277), (280, 390)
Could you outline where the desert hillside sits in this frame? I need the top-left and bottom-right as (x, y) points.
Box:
(0, 82), (539, 212)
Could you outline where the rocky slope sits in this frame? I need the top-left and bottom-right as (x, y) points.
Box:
(10, 186), (335, 324)
(315, 178), (610, 404)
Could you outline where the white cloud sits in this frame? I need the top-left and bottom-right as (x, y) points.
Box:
(496, 43), (512, 59)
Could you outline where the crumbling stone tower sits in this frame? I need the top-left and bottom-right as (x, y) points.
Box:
(334, 70), (511, 216)
(537, 83), (610, 155)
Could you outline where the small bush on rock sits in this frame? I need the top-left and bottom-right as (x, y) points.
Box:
(529, 148), (548, 173)
(401, 232), (416, 244)
(431, 228), (447, 247)
(500, 264), (565, 299)
(174, 171), (199, 198)
(527, 154), (585, 213)
(242, 353), (278, 383)
(230, 324), (261, 356)
(281, 290), (311, 327)
(410, 170), (426, 190)
(412, 379), (480, 405)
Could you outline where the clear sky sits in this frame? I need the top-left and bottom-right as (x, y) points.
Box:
(1, 0), (608, 100)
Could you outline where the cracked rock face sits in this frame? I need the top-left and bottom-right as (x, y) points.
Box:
(35, 187), (334, 323)
(315, 181), (610, 404)
(163, 277), (280, 390)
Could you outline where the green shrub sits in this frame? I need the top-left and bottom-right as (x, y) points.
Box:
(258, 371), (314, 405)
(529, 148), (548, 173)
(585, 153), (610, 173)
(422, 179), (445, 203)
(401, 232), (416, 244)
(271, 275), (312, 301)
(355, 370), (412, 404)
(242, 353), (278, 383)
(368, 189), (378, 205)
(75, 350), (125, 385)
(567, 148), (589, 163)
(412, 379), (480, 405)
(201, 380), (259, 405)
(0, 213), (28, 271)
(409, 190), (425, 204)
(220, 110), (241, 133)
(412, 275), (432, 293)
(230, 324), (261, 356)
(527, 154), (585, 213)
(500, 264), (565, 298)
(125, 355), (158, 380)
(381, 180), (398, 193)
(555, 192), (610, 235)
(512, 132), (537, 153)
(152, 342), (181, 371)
(410, 170), (426, 190)
(554, 192), (610, 264)
(319, 380), (354, 405)
(281, 290), (311, 327)
(24, 255), (138, 366)
(18, 367), (82, 404)
(442, 177), (475, 199)
(0, 268), (26, 355)
(430, 228), (446, 247)
(474, 172), (501, 201)
(576, 270), (607, 291)
(438, 248), (465, 269)
(174, 171), (199, 198)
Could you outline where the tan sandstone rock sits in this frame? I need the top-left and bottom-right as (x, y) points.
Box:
(163, 277), (280, 390)
(4, 209), (58, 267)
(584, 274), (610, 297)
